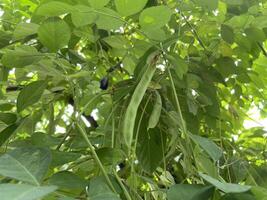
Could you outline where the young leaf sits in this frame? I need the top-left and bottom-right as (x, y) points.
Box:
(221, 193), (256, 200)
(1, 46), (42, 68)
(245, 27), (266, 42)
(0, 123), (20, 147)
(0, 113), (17, 125)
(30, 132), (61, 147)
(0, 30), (12, 48)
(142, 27), (167, 41)
(166, 54), (188, 80)
(71, 5), (98, 27)
(115, 0), (148, 16)
(193, 0), (218, 11)
(147, 91), (162, 130)
(88, 176), (121, 200)
(38, 17), (71, 52)
(49, 171), (87, 189)
(36, 1), (73, 16)
(0, 147), (51, 185)
(190, 134), (223, 162)
(251, 186), (267, 200)
(13, 23), (39, 40)
(167, 184), (214, 200)
(51, 151), (81, 167)
(221, 24), (235, 44)
(96, 147), (124, 166)
(0, 184), (57, 200)
(137, 128), (166, 173)
(103, 35), (130, 49)
(17, 80), (47, 113)
(199, 173), (251, 193)
(95, 8), (124, 30)
(88, 0), (110, 8)
(139, 6), (172, 29)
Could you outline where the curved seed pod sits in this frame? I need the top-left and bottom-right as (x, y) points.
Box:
(100, 76), (109, 90)
(123, 63), (157, 149)
(147, 91), (162, 130)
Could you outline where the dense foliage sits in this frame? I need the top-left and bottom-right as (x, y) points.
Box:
(0, 0), (267, 199)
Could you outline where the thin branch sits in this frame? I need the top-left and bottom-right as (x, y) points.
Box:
(257, 42), (267, 57)
(113, 169), (132, 200)
(180, 12), (207, 50)
(76, 122), (117, 193)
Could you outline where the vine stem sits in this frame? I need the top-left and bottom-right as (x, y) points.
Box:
(179, 12), (206, 50)
(166, 67), (187, 136)
(76, 123), (117, 193)
(113, 169), (132, 200)
(166, 66), (194, 174)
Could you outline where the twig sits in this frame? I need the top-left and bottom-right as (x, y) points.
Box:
(56, 123), (73, 150)
(76, 122), (117, 193)
(257, 42), (267, 57)
(180, 12), (207, 50)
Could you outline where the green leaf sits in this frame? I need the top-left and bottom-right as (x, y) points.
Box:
(1, 46), (42, 68)
(167, 184), (214, 200)
(194, 0), (218, 11)
(0, 123), (20, 146)
(71, 5), (98, 27)
(13, 23), (39, 40)
(0, 113), (17, 125)
(36, 2), (73, 16)
(95, 8), (124, 30)
(221, 193), (256, 200)
(51, 151), (81, 167)
(199, 173), (251, 193)
(49, 171), (87, 189)
(221, 24), (235, 44)
(224, 0), (244, 6)
(147, 91), (162, 130)
(88, 0), (110, 8)
(251, 186), (267, 200)
(115, 0), (148, 16)
(134, 46), (157, 79)
(168, 111), (184, 128)
(103, 35), (130, 49)
(167, 54), (188, 80)
(216, 57), (236, 78)
(90, 193), (121, 200)
(141, 27), (167, 41)
(139, 6), (172, 29)
(96, 147), (124, 166)
(190, 134), (223, 162)
(0, 147), (51, 185)
(194, 148), (219, 178)
(17, 80), (47, 113)
(226, 15), (254, 29)
(0, 30), (12, 48)
(0, 184), (57, 200)
(38, 17), (71, 52)
(245, 27), (266, 42)
(187, 97), (198, 116)
(88, 176), (121, 200)
(137, 128), (166, 173)
(30, 132), (61, 147)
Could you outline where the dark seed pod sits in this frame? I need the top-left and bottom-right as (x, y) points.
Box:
(118, 162), (126, 169)
(100, 76), (109, 90)
(84, 115), (98, 128)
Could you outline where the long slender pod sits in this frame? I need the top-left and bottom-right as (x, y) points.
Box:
(123, 52), (159, 150)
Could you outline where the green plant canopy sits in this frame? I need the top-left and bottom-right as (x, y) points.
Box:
(0, 0), (267, 199)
